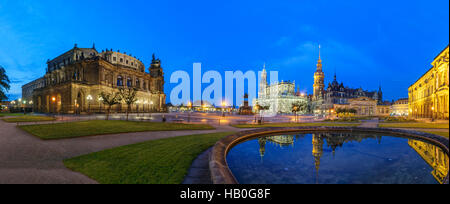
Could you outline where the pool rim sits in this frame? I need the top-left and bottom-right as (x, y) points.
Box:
(209, 126), (449, 184)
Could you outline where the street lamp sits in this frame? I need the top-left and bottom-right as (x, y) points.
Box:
(98, 96), (103, 113)
(51, 96), (56, 117)
(143, 101), (148, 113)
(221, 100), (227, 117)
(431, 106), (435, 121)
(86, 95), (93, 114)
(187, 101), (192, 122)
(150, 101), (154, 112)
(136, 100), (140, 115)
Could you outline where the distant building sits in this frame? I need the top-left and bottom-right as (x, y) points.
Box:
(377, 101), (392, 117)
(22, 77), (45, 106)
(324, 73), (383, 110)
(23, 44), (166, 114)
(253, 65), (308, 114)
(390, 98), (409, 116)
(310, 45), (383, 115)
(311, 45), (326, 114)
(408, 45), (449, 120)
(334, 97), (377, 116)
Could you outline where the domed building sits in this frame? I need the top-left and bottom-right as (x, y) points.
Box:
(22, 44), (166, 114)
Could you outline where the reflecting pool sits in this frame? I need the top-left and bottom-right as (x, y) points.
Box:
(226, 132), (449, 184)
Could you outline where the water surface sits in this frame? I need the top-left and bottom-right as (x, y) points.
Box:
(227, 132), (448, 184)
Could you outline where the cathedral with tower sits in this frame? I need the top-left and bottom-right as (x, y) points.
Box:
(311, 45), (384, 116)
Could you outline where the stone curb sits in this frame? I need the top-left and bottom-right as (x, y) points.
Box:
(209, 126), (450, 184)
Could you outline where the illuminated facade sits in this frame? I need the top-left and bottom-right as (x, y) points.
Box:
(311, 45), (326, 114)
(390, 98), (409, 116)
(23, 44), (166, 114)
(408, 45), (449, 120)
(254, 66), (308, 114)
(408, 140), (449, 184)
(333, 96), (378, 116)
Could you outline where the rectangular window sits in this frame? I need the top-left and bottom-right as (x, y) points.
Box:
(120, 58), (123, 63)
(113, 57), (116, 61)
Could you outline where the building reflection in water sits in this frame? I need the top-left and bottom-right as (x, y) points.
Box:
(408, 140), (449, 184)
(257, 132), (448, 184)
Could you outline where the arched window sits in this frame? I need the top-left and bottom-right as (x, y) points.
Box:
(127, 77), (132, 87)
(136, 79), (140, 88)
(117, 76), (124, 86)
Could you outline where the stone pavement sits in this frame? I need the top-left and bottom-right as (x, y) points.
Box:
(359, 119), (379, 128)
(182, 148), (213, 184)
(0, 120), (240, 184)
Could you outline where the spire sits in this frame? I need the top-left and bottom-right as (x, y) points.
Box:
(92, 43), (96, 50)
(318, 44), (321, 60)
(316, 44), (322, 72)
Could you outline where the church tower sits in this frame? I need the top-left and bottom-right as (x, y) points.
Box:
(259, 63), (268, 99)
(313, 45), (325, 100)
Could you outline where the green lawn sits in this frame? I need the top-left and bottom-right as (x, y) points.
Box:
(379, 122), (449, 129)
(232, 122), (360, 128)
(19, 120), (215, 140)
(64, 132), (234, 184)
(0, 113), (25, 117)
(2, 115), (56, 123)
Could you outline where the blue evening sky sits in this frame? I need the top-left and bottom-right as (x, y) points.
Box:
(0, 0), (448, 103)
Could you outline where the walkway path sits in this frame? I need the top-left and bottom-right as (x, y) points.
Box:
(0, 120), (240, 184)
(359, 119), (379, 128)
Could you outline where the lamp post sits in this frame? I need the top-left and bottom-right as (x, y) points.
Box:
(22, 100), (27, 115)
(149, 101), (153, 112)
(222, 100), (227, 117)
(431, 106), (435, 121)
(187, 101), (192, 123)
(86, 95), (93, 114)
(29, 100), (33, 113)
(136, 100), (140, 116)
(98, 97), (103, 113)
(143, 101), (148, 113)
(51, 96), (56, 118)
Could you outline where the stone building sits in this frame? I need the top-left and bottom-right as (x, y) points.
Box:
(390, 98), (409, 116)
(377, 101), (392, 117)
(311, 45), (326, 114)
(324, 73), (383, 110)
(333, 97), (378, 116)
(21, 77), (45, 107)
(408, 45), (449, 120)
(310, 45), (383, 115)
(25, 44), (166, 114)
(253, 66), (308, 114)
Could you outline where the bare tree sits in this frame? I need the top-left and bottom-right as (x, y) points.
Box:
(99, 91), (121, 120)
(119, 88), (138, 121)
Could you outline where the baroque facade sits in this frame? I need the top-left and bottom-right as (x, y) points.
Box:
(390, 98), (409, 116)
(408, 45), (449, 120)
(253, 65), (308, 114)
(22, 44), (166, 114)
